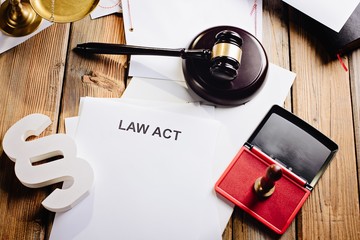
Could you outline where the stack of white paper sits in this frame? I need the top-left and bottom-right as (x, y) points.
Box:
(50, 98), (224, 239)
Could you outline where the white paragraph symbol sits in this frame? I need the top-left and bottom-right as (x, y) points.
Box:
(2, 114), (94, 212)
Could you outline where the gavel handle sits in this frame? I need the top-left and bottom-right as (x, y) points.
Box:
(74, 42), (211, 60)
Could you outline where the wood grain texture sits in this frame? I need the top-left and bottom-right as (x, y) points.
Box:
(58, 14), (127, 134)
(0, 23), (69, 240)
(262, 0), (292, 111)
(349, 49), (360, 194)
(289, 7), (360, 240)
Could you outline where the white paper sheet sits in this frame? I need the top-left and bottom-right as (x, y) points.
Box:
(0, 20), (52, 54)
(247, 0), (262, 38)
(283, 0), (360, 32)
(122, 63), (296, 231)
(124, 64), (295, 145)
(51, 98), (222, 240)
(90, 0), (122, 19)
(64, 117), (79, 139)
(121, 0), (262, 81)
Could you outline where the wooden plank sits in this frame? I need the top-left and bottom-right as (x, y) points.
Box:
(222, 217), (233, 239)
(0, 23), (69, 240)
(349, 49), (360, 193)
(262, 0), (292, 111)
(229, 1), (296, 239)
(262, 0), (291, 70)
(288, 8), (360, 240)
(58, 14), (127, 134)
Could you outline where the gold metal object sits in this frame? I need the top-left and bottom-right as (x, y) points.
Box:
(29, 0), (99, 23)
(0, 0), (42, 37)
(211, 42), (242, 62)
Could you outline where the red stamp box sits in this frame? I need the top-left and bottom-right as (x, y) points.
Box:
(215, 105), (338, 234)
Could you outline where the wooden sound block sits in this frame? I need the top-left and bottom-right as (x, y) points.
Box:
(183, 26), (268, 106)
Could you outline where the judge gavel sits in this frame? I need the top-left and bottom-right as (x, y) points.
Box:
(254, 164), (283, 198)
(74, 30), (243, 82)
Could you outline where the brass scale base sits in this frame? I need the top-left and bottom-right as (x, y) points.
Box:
(0, 0), (99, 37)
(0, 0), (42, 37)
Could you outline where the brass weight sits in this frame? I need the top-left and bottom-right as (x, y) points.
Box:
(0, 0), (99, 37)
(0, 0), (42, 37)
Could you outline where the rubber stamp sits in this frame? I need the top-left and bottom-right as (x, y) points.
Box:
(215, 105), (338, 234)
(254, 164), (282, 198)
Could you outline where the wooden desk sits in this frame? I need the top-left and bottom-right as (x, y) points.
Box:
(0, 1), (359, 239)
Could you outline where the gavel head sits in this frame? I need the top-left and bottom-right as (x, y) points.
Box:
(209, 30), (243, 81)
(183, 26), (268, 106)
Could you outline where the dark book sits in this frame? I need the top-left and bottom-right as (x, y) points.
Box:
(296, 3), (360, 57)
